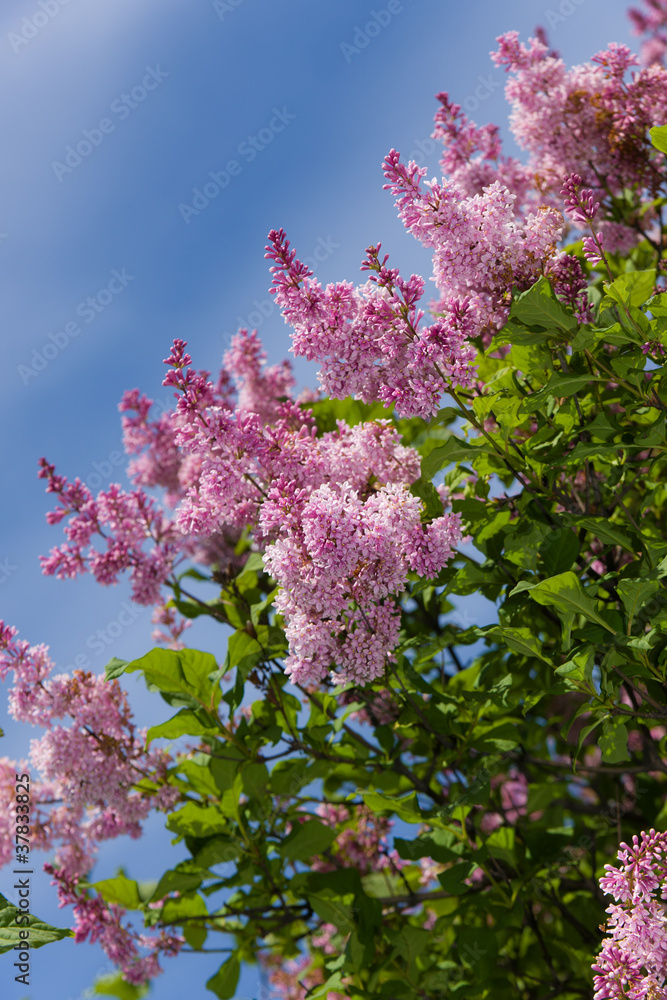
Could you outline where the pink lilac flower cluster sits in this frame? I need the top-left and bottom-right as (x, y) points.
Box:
(492, 32), (667, 251)
(629, 0), (667, 65)
(159, 337), (460, 686)
(266, 230), (477, 418)
(37, 457), (185, 607)
(544, 252), (592, 322)
(307, 808), (442, 935)
(47, 867), (182, 986)
(261, 480), (460, 686)
(561, 173), (611, 271)
(593, 828), (667, 999)
(311, 803), (405, 875)
(260, 952), (349, 1000)
(339, 686), (400, 727)
(382, 149), (563, 342)
(151, 601), (192, 650)
(479, 768), (531, 834)
(0, 621), (181, 982)
(431, 91), (533, 207)
(42, 322), (461, 692)
(39, 327), (310, 616)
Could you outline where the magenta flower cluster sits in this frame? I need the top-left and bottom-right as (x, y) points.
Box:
(262, 479), (460, 686)
(493, 32), (667, 258)
(0, 621), (181, 982)
(266, 230), (477, 418)
(164, 335), (461, 686)
(593, 829), (667, 999)
(630, 0), (667, 65)
(38, 326), (461, 690)
(311, 802), (405, 876)
(382, 151), (563, 342)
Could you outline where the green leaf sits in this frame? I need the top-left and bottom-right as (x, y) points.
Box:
(93, 874), (143, 910)
(599, 719), (630, 764)
(437, 861), (477, 895)
(451, 498), (488, 524)
(395, 834), (461, 865)
(539, 528), (581, 575)
(309, 396), (388, 431)
(225, 626), (286, 675)
(617, 578), (661, 627)
(555, 646), (595, 685)
(146, 708), (220, 743)
(236, 551), (265, 577)
(92, 973), (149, 999)
(362, 791), (421, 823)
(484, 827), (517, 868)
(206, 954), (240, 999)
(150, 863), (204, 903)
(194, 838), (240, 870)
(308, 894), (355, 933)
(510, 277), (577, 332)
(161, 892), (208, 923)
(471, 722), (521, 753)
(650, 125), (667, 154)
(528, 572), (615, 632)
(278, 819), (337, 861)
(421, 438), (491, 478)
(241, 761), (269, 800)
(481, 626), (549, 663)
(104, 657), (129, 681)
(167, 803), (229, 838)
(391, 925), (431, 963)
(567, 516), (636, 552)
(306, 972), (346, 999)
(410, 477), (444, 521)
(604, 269), (656, 309)
(521, 374), (601, 414)
(183, 922), (207, 951)
(170, 596), (225, 621)
(0, 892), (73, 952)
(123, 647), (221, 713)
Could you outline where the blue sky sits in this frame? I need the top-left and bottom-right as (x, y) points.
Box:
(0, 0), (643, 997)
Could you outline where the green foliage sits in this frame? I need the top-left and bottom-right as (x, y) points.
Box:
(0, 892), (73, 952)
(92, 973), (149, 999)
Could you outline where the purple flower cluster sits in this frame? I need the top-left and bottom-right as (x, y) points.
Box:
(262, 479), (460, 686)
(593, 829), (667, 999)
(266, 230), (477, 418)
(0, 621), (181, 983)
(382, 151), (563, 342)
(492, 32), (667, 251)
(630, 0), (667, 65)
(164, 337), (460, 686)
